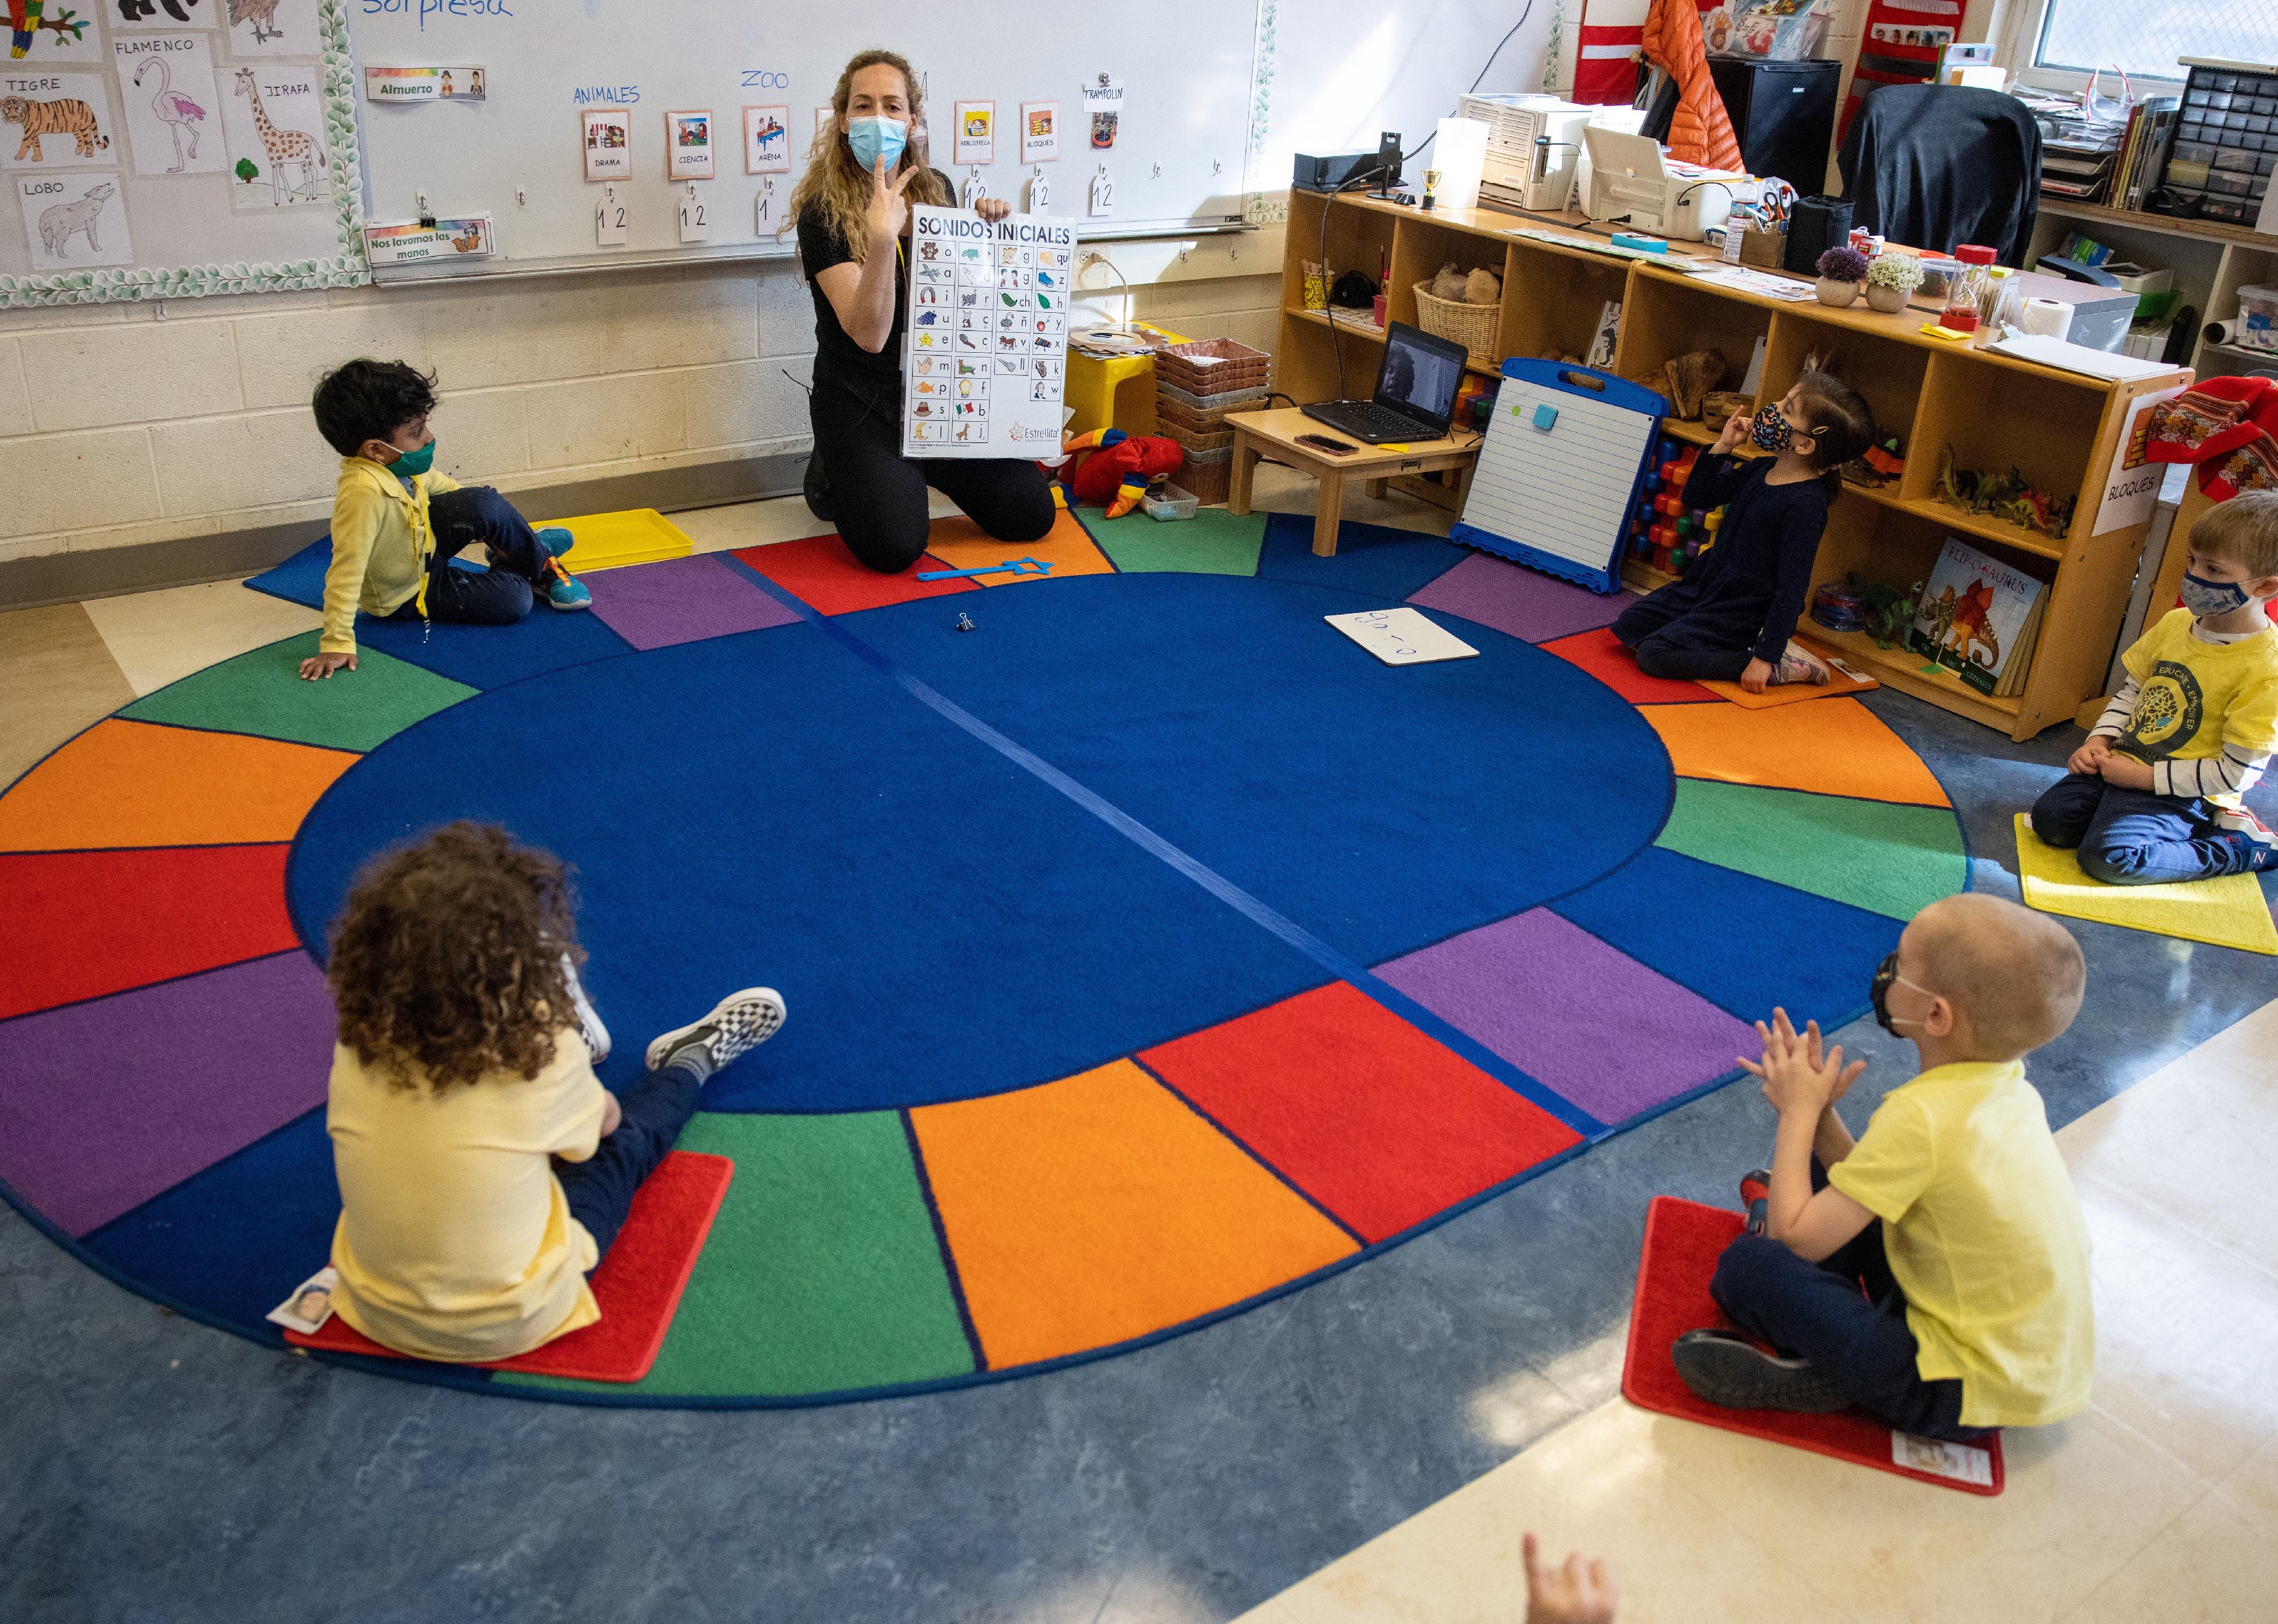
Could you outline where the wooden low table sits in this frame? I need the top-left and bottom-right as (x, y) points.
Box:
(1224, 407), (1480, 557)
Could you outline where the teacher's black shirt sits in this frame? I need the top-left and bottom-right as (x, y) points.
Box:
(796, 170), (955, 388)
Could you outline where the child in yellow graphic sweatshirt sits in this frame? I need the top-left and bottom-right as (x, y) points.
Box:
(2032, 492), (2278, 880)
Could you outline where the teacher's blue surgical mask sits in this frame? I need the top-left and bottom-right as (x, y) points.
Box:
(846, 115), (907, 174)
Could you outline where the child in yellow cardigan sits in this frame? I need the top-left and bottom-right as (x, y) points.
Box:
(299, 360), (590, 682)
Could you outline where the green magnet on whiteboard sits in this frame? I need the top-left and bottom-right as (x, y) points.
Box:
(1533, 404), (1559, 431)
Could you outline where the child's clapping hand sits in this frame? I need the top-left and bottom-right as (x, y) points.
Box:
(1712, 407), (1751, 455)
(1523, 1533), (1618, 1624)
(1740, 1007), (1864, 1119)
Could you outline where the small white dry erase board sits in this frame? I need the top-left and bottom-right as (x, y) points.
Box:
(1325, 608), (1479, 666)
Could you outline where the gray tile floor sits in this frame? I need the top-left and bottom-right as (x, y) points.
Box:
(5, 675), (2274, 1624)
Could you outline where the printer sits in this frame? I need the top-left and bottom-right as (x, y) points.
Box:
(1579, 127), (1758, 242)
(1460, 93), (1596, 214)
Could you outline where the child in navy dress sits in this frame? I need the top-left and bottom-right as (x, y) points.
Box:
(1613, 372), (1876, 691)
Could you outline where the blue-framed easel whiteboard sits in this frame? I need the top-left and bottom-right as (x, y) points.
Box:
(1450, 359), (1665, 595)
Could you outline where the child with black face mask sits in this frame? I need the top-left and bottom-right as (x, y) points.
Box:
(1612, 371), (1875, 692)
(1672, 895), (2094, 1443)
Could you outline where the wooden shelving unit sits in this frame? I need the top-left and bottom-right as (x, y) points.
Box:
(2031, 198), (2278, 384)
(1276, 191), (2193, 741)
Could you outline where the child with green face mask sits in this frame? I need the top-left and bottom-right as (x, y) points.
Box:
(300, 359), (591, 683)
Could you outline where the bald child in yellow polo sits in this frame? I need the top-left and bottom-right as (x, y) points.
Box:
(1674, 894), (2093, 1439)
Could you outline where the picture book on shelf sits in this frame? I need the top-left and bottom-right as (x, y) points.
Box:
(1908, 536), (2048, 697)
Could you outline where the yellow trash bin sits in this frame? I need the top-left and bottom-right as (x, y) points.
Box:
(1062, 324), (1189, 439)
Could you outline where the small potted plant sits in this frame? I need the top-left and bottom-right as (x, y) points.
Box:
(1815, 245), (1869, 307)
(1864, 250), (1925, 313)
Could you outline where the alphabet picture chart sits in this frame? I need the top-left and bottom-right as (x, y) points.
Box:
(904, 204), (1073, 459)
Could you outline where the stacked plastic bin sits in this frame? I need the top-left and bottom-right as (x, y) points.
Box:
(1627, 436), (1726, 578)
(1151, 338), (1270, 507)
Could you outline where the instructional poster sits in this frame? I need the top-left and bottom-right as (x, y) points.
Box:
(904, 204), (1073, 458)
(0, 71), (118, 171)
(219, 62), (329, 210)
(113, 32), (226, 176)
(19, 171), (131, 268)
(227, 0), (323, 60)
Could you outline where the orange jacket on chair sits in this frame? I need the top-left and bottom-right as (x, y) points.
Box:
(1641, 0), (1743, 171)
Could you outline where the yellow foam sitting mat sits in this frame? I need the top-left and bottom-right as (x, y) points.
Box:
(545, 509), (694, 573)
(2013, 815), (2278, 956)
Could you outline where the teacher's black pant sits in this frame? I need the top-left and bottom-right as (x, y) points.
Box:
(808, 368), (1056, 574)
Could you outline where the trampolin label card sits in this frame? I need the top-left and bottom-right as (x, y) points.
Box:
(904, 205), (1073, 456)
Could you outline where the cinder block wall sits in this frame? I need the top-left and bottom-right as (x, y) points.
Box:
(0, 231), (1282, 597)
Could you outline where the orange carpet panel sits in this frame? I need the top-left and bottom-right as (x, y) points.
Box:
(0, 720), (360, 853)
(1640, 697), (1951, 807)
(911, 1060), (1358, 1368)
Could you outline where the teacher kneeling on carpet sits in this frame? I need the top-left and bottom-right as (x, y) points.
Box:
(793, 48), (1057, 574)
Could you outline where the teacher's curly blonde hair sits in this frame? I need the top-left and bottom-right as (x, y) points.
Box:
(786, 47), (952, 255)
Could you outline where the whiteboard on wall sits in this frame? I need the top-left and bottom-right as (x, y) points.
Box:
(344, 1), (1265, 283)
(0, 0), (363, 308)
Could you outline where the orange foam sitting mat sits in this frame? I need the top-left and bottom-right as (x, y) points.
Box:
(287, 1151), (732, 1384)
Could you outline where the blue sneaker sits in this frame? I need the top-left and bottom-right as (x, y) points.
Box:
(536, 525), (576, 559)
(538, 554), (591, 611)
(2213, 807), (2278, 872)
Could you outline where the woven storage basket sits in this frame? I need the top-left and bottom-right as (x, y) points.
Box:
(1155, 338), (1270, 396)
(1411, 281), (1498, 365)
(1177, 449), (1233, 507)
(1155, 391), (1262, 435)
(1156, 379), (1269, 416)
(1162, 419), (1236, 456)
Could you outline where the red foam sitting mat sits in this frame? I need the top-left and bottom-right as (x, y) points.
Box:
(1622, 1195), (2004, 1495)
(287, 1150), (733, 1384)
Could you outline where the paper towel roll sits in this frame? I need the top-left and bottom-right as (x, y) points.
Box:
(2203, 319), (2271, 349)
(2020, 297), (2072, 340)
(2207, 319), (2238, 346)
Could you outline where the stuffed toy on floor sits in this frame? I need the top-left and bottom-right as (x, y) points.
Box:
(1046, 428), (1184, 519)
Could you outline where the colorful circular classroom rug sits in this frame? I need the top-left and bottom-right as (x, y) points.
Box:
(0, 505), (1968, 1406)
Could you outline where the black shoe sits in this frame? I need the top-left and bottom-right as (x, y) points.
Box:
(1672, 1329), (1849, 1414)
(802, 449), (833, 523)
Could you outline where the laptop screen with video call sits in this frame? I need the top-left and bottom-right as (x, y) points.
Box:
(1376, 323), (1464, 431)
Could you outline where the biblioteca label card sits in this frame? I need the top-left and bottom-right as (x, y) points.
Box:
(1325, 607), (1480, 666)
(904, 204), (1074, 458)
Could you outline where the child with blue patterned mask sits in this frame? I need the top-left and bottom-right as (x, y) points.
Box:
(2034, 492), (2278, 880)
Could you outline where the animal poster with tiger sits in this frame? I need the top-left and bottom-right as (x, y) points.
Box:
(0, 72), (116, 171)
(1906, 535), (2048, 697)
(15, 170), (133, 269)
(217, 61), (329, 210)
(225, 0), (320, 60)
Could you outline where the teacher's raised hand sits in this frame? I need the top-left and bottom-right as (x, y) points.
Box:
(976, 196), (1012, 223)
(866, 154), (917, 243)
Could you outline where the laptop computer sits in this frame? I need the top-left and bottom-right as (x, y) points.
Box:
(1301, 320), (1469, 444)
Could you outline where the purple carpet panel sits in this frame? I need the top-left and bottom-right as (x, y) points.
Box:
(1408, 552), (1637, 646)
(1374, 908), (1755, 1124)
(0, 950), (337, 1237)
(589, 553), (803, 652)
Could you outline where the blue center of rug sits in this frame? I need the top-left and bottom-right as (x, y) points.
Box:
(287, 573), (1673, 1113)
